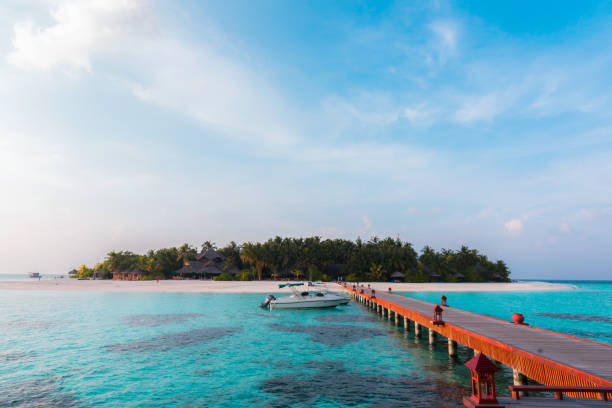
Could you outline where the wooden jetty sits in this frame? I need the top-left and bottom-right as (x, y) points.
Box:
(341, 283), (612, 400)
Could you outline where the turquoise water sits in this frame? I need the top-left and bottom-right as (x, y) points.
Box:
(0, 281), (610, 407)
(399, 281), (612, 344)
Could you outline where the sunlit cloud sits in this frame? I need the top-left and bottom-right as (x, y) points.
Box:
(504, 219), (523, 234)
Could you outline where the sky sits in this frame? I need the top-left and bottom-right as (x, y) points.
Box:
(1, 0), (611, 279)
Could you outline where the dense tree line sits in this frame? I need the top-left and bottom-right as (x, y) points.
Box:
(72, 236), (511, 282)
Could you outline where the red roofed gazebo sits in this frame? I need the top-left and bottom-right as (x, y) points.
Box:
(463, 353), (503, 408)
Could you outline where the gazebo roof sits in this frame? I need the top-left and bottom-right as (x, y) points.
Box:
(465, 353), (499, 373)
(421, 265), (441, 277)
(196, 248), (225, 262)
(201, 264), (224, 275)
(390, 271), (405, 278)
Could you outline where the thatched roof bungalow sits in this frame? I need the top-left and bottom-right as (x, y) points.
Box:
(390, 271), (405, 281)
(174, 248), (235, 280)
(421, 265), (441, 282)
(112, 269), (145, 281)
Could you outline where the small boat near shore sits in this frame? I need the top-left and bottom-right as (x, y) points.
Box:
(261, 282), (349, 309)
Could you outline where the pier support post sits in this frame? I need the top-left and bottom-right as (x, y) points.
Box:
(448, 339), (457, 357)
(394, 312), (400, 325)
(414, 321), (421, 337)
(404, 316), (410, 331)
(513, 369), (528, 397)
(429, 328), (436, 345)
(385, 308), (390, 319)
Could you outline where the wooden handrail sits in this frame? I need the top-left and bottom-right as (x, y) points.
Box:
(508, 385), (612, 401)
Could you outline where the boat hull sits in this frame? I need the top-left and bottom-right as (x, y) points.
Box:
(270, 298), (348, 309)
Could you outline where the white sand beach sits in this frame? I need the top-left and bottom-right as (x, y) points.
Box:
(0, 279), (577, 293)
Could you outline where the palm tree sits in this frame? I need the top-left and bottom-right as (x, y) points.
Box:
(201, 241), (217, 251)
(241, 243), (267, 280)
(176, 243), (195, 265)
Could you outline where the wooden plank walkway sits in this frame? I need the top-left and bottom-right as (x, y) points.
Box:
(497, 397), (612, 407)
(341, 284), (612, 398)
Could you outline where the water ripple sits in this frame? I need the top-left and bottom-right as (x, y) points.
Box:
(315, 314), (375, 323)
(534, 313), (612, 324)
(268, 323), (386, 347)
(122, 313), (202, 327)
(105, 327), (240, 352)
(0, 351), (37, 362)
(0, 377), (78, 408)
(1, 320), (55, 330)
(261, 360), (465, 407)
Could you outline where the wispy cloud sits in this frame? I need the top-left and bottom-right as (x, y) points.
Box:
(504, 219), (523, 234)
(7, 0), (144, 71)
(428, 20), (459, 63)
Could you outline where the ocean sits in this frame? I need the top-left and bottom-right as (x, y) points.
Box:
(0, 281), (610, 407)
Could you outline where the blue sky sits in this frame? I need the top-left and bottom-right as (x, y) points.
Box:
(1, 0), (611, 279)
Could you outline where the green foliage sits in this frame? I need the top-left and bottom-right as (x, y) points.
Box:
(139, 272), (165, 281)
(236, 269), (252, 281)
(404, 269), (429, 283)
(218, 241), (243, 270)
(72, 237), (511, 283)
(307, 265), (322, 281)
(73, 264), (93, 279)
(345, 273), (360, 282)
(213, 273), (234, 281)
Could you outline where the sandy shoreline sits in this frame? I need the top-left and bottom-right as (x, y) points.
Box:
(0, 279), (577, 293)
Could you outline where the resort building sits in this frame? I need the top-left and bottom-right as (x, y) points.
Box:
(174, 248), (239, 279)
(390, 271), (405, 282)
(112, 269), (145, 281)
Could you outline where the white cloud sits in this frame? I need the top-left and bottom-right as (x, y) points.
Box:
(454, 92), (504, 123)
(7, 0), (143, 71)
(560, 223), (570, 232)
(362, 216), (372, 231)
(7, 0), (298, 147)
(130, 39), (299, 147)
(402, 105), (435, 124)
(580, 209), (596, 218)
(429, 21), (458, 63)
(504, 218), (523, 234)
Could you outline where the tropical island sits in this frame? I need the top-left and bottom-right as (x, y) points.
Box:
(69, 236), (511, 283)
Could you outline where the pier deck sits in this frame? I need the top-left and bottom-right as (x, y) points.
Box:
(342, 284), (612, 396)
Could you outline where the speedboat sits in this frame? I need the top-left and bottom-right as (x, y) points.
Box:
(261, 282), (349, 310)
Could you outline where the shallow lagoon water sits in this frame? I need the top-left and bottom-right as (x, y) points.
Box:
(399, 281), (612, 344)
(0, 281), (610, 407)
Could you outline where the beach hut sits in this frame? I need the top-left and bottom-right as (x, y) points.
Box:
(196, 248), (225, 262)
(421, 265), (441, 282)
(174, 248), (233, 280)
(112, 269), (145, 281)
(390, 271), (404, 282)
(454, 272), (466, 282)
(68, 269), (78, 276)
(492, 273), (504, 282)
